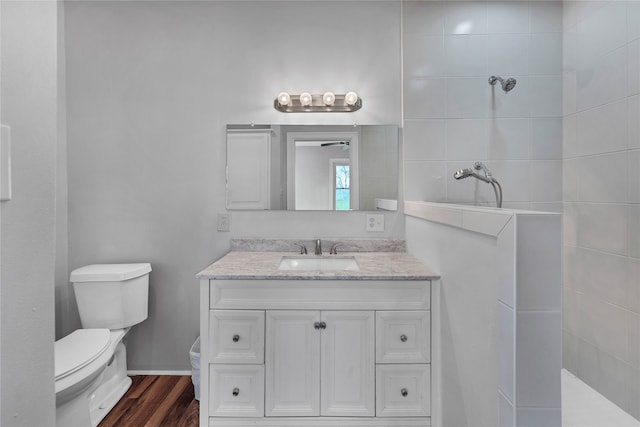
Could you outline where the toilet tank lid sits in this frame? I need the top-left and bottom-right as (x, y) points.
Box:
(70, 263), (152, 282)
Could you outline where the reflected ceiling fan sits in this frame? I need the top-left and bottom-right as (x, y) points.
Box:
(320, 140), (350, 151)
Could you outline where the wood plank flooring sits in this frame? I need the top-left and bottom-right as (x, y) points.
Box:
(98, 376), (199, 427)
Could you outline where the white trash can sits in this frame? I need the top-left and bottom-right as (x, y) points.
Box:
(189, 337), (201, 401)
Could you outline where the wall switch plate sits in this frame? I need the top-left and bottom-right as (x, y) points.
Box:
(217, 213), (231, 232)
(366, 214), (384, 232)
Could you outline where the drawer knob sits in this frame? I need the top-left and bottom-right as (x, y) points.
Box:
(232, 387), (239, 397)
(400, 334), (408, 342)
(232, 334), (240, 343)
(314, 322), (327, 330)
(401, 388), (408, 397)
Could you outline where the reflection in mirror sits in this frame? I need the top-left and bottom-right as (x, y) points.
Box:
(226, 125), (399, 211)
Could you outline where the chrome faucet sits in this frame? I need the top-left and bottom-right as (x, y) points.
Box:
(330, 243), (343, 255)
(294, 243), (307, 255)
(314, 239), (322, 255)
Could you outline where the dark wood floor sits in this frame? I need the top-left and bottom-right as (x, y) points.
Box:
(98, 375), (199, 427)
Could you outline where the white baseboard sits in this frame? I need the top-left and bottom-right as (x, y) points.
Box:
(128, 370), (193, 376)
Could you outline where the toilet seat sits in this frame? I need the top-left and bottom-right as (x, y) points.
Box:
(55, 329), (111, 381)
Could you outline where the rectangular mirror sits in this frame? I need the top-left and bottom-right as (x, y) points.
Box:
(226, 124), (399, 211)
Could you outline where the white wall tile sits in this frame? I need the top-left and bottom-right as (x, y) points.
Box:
(630, 309), (640, 370)
(575, 99), (628, 156)
(498, 392), (515, 427)
(563, 114), (578, 158)
(530, 76), (562, 117)
(575, 1), (628, 68)
(563, 158), (579, 202)
(497, 301), (515, 403)
(529, 34), (563, 76)
(488, 34), (529, 77)
(516, 408), (562, 427)
(516, 214), (562, 310)
(487, 1), (528, 35)
(445, 1), (487, 35)
(402, 1), (445, 36)
(404, 78), (447, 119)
(403, 35), (445, 79)
(575, 152), (627, 203)
(404, 161), (447, 202)
(630, 205), (640, 259)
(629, 149), (640, 203)
(446, 119), (489, 160)
(445, 35), (488, 77)
(576, 47), (628, 112)
(488, 118), (530, 160)
(630, 95), (640, 149)
(488, 161), (531, 203)
(529, 1), (562, 34)
(629, 39), (640, 96)
(447, 77), (490, 118)
(516, 311), (562, 407)
(563, 202), (578, 247)
(531, 118), (562, 160)
(404, 120), (446, 160)
(531, 160), (562, 202)
(574, 202), (628, 256)
(629, 1), (640, 43)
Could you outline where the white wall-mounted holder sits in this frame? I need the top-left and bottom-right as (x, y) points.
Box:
(274, 91), (362, 113)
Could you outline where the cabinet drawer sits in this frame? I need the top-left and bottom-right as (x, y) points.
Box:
(376, 364), (431, 417)
(376, 311), (430, 363)
(210, 365), (265, 417)
(210, 310), (264, 364)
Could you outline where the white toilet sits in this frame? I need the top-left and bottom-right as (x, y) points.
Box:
(55, 263), (151, 427)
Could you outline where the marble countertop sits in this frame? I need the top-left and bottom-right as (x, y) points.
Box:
(197, 251), (439, 281)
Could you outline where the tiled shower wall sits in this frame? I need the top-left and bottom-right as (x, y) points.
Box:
(403, 1), (563, 212)
(562, 1), (640, 419)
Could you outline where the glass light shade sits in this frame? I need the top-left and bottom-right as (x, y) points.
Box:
(344, 91), (359, 106)
(299, 92), (312, 106)
(322, 92), (336, 106)
(277, 92), (291, 106)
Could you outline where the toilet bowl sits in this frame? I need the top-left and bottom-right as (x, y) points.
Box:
(55, 263), (151, 427)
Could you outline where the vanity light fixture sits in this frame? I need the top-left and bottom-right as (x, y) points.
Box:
(274, 91), (362, 112)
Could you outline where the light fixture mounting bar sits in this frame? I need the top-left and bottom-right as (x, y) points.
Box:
(274, 93), (362, 113)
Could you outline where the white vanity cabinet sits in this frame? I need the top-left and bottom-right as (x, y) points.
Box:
(265, 310), (375, 417)
(199, 278), (433, 427)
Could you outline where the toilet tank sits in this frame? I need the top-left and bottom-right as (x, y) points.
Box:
(71, 263), (151, 329)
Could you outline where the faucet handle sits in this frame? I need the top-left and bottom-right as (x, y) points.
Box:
(329, 243), (343, 255)
(294, 243), (307, 255)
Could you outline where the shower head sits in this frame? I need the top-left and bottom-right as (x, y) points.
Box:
(488, 75), (517, 93)
(454, 168), (475, 180)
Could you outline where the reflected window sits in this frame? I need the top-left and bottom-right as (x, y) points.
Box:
(333, 161), (350, 211)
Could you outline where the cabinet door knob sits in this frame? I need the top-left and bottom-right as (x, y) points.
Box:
(400, 334), (407, 342)
(232, 334), (240, 343)
(319, 321), (327, 329)
(314, 322), (321, 330)
(401, 388), (408, 397)
(232, 387), (240, 397)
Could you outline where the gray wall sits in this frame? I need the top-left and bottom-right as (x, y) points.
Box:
(63, 1), (402, 371)
(1, 1), (58, 425)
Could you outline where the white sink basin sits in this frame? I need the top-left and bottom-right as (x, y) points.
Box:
(278, 256), (359, 271)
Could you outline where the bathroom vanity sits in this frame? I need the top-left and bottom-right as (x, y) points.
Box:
(197, 242), (439, 426)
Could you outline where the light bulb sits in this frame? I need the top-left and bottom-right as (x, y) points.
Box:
(299, 92), (312, 106)
(277, 92), (291, 106)
(323, 91), (336, 106)
(344, 91), (359, 106)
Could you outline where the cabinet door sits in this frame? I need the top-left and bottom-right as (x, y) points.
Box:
(321, 311), (375, 417)
(226, 131), (271, 210)
(265, 311), (320, 417)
